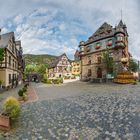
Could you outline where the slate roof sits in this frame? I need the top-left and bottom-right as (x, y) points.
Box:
(86, 22), (114, 43)
(0, 32), (14, 48)
(84, 20), (127, 45)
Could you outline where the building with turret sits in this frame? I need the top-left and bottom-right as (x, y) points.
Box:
(78, 20), (130, 81)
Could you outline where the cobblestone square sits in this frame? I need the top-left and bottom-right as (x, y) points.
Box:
(0, 81), (140, 140)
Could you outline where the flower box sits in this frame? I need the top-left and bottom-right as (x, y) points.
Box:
(107, 43), (112, 46)
(95, 46), (101, 49)
(0, 114), (10, 131)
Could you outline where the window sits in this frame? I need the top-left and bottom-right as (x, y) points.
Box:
(9, 74), (11, 84)
(87, 69), (92, 77)
(97, 56), (102, 64)
(12, 46), (14, 53)
(13, 59), (14, 68)
(9, 56), (11, 66)
(87, 56), (91, 64)
(117, 36), (124, 41)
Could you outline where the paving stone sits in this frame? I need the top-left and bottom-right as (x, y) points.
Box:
(0, 82), (140, 139)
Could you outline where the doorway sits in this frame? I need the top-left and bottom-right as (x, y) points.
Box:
(97, 67), (102, 78)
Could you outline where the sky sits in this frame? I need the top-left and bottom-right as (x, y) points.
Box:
(0, 0), (140, 60)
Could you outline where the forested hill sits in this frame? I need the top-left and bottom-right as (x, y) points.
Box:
(23, 54), (57, 65)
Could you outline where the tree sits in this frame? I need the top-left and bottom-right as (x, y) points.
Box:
(128, 59), (139, 72)
(37, 64), (47, 75)
(0, 48), (4, 66)
(102, 49), (114, 74)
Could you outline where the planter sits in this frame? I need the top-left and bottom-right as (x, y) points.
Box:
(0, 114), (10, 131)
(95, 46), (101, 49)
(107, 43), (112, 46)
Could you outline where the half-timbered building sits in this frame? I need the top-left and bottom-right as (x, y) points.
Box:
(48, 53), (71, 78)
(0, 31), (25, 88)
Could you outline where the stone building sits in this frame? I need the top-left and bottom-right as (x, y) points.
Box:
(0, 31), (25, 88)
(79, 20), (130, 81)
(48, 53), (71, 78)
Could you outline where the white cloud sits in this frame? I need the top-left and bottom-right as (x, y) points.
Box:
(0, 0), (140, 60)
(14, 15), (24, 25)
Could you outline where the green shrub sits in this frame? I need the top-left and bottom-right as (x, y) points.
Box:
(64, 76), (71, 79)
(22, 87), (27, 93)
(3, 96), (21, 120)
(43, 78), (63, 84)
(132, 80), (138, 85)
(52, 79), (59, 84)
(24, 83), (29, 88)
(47, 79), (52, 84)
(23, 93), (28, 101)
(0, 80), (2, 85)
(18, 89), (24, 96)
(58, 78), (63, 83)
(42, 78), (52, 84)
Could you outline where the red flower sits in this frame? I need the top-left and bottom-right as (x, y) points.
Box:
(95, 46), (101, 49)
(107, 43), (112, 46)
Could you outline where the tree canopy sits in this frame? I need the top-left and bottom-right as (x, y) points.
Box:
(25, 64), (48, 75)
(102, 49), (114, 74)
(128, 59), (139, 72)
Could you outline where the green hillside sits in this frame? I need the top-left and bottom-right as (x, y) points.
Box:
(23, 54), (57, 65)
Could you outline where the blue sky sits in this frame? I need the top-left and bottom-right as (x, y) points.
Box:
(0, 0), (140, 60)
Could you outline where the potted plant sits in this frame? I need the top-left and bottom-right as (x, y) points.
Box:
(18, 89), (24, 101)
(18, 87), (28, 102)
(0, 97), (21, 130)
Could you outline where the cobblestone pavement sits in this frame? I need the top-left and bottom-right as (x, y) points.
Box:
(0, 81), (140, 140)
